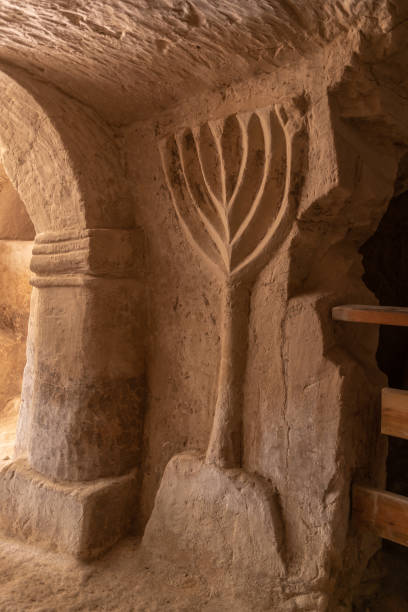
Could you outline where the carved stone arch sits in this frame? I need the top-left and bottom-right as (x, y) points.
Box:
(0, 70), (85, 232)
(0, 69), (145, 558)
(0, 68), (134, 232)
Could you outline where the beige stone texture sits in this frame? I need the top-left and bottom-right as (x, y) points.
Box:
(143, 451), (286, 607)
(0, 232), (32, 461)
(0, 239), (32, 340)
(0, 1), (407, 610)
(131, 17), (408, 604)
(0, 458), (138, 559)
(0, 397), (19, 461)
(0, 0), (397, 124)
(0, 166), (34, 241)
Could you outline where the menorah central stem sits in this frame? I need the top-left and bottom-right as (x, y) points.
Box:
(205, 280), (251, 468)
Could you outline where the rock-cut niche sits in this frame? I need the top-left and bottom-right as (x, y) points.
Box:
(0, 164), (34, 461)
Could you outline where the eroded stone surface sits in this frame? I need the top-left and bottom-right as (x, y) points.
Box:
(0, 1), (397, 124)
(0, 1), (407, 609)
(0, 397), (19, 461)
(144, 452), (285, 605)
(0, 165), (34, 241)
(0, 458), (138, 559)
(0, 231), (32, 463)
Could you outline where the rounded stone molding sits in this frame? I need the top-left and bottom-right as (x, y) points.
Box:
(30, 228), (144, 286)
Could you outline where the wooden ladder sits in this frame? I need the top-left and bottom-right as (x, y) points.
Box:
(332, 304), (408, 547)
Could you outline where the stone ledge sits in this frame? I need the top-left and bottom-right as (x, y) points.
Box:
(0, 458), (138, 559)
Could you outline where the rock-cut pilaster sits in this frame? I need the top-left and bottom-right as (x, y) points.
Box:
(0, 227), (145, 558)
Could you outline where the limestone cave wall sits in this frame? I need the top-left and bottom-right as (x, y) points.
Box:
(0, 2), (407, 610)
(0, 167), (33, 460)
(123, 27), (408, 605)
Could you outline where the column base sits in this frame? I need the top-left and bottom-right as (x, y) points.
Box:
(0, 458), (138, 559)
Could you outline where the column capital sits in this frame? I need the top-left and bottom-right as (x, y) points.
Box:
(30, 227), (143, 287)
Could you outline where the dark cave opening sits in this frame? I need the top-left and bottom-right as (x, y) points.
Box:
(361, 188), (408, 558)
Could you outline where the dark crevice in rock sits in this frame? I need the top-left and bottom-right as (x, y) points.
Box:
(360, 188), (408, 562)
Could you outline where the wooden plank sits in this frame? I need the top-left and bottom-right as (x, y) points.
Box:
(353, 485), (408, 547)
(382, 387), (408, 441)
(332, 304), (408, 327)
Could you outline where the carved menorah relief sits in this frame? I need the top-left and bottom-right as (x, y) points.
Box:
(161, 107), (293, 280)
(160, 105), (304, 469)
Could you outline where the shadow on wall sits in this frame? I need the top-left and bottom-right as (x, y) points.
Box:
(0, 164), (34, 460)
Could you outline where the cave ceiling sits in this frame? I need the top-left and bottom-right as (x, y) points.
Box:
(0, 0), (391, 125)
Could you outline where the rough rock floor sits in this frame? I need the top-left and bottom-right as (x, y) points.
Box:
(0, 535), (242, 611)
(0, 535), (407, 611)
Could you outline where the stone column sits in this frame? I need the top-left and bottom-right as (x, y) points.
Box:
(0, 227), (145, 558)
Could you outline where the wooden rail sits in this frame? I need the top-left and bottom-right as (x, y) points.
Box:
(333, 304), (408, 547)
(353, 485), (408, 547)
(382, 387), (408, 441)
(332, 304), (408, 327)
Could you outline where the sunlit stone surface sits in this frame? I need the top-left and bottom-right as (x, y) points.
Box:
(0, 2), (407, 609)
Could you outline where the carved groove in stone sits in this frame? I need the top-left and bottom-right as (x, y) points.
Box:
(30, 228), (143, 286)
(160, 106), (291, 281)
(161, 106), (300, 468)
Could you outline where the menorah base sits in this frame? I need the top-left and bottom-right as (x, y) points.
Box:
(143, 451), (286, 600)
